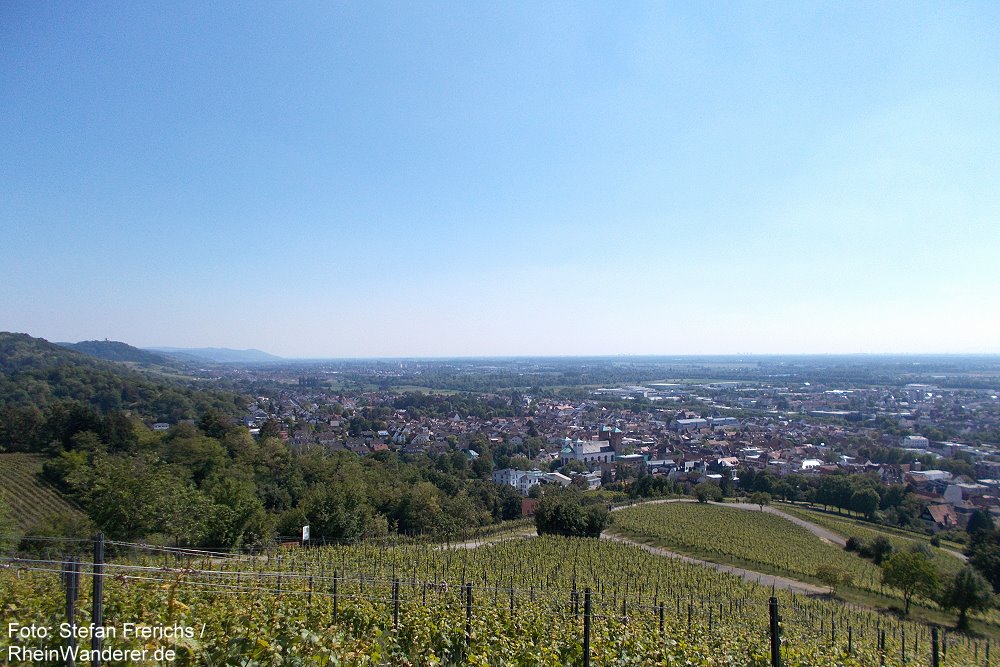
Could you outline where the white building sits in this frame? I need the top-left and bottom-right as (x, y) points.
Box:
(492, 468), (573, 495)
(901, 435), (930, 449)
(559, 438), (615, 467)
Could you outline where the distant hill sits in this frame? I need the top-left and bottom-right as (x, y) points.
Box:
(58, 339), (171, 365)
(147, 346), (283, 363)
(0, 332), (242, 425)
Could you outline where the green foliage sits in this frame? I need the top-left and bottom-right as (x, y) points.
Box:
(694, 482), (722, 503)
(1, 534), (984, 666)
(938, 566), (995, 630)
(534, 491), (610, 538)
(881, 550), (940, 615)
(0, 333), (240, 436)
(815, 564), (851, 595)
(750, 491), (771, 509)
(967, 532), (1000, 593)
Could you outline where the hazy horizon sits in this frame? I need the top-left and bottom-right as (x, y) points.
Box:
(3, 3), (998, 357)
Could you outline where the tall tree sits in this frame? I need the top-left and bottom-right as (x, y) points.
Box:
(881, 550), (939, 615)
(938, 567), (995, 630)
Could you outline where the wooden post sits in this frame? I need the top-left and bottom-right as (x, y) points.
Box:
(465, 583), (472, 646)
(392, 579), (400, 630)
(92, 533), (105, 667)
(768, 596), (781, 667)
(932, 627), (939, 667)
(64, 558), (80, 667)
(583, 588), (592, 667)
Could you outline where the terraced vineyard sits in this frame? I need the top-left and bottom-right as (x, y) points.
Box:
(611, 502), (889, 595)
(3, 535), (990, 665)
(0, 453), (85, 531)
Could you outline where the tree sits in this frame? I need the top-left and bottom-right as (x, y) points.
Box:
(695, 482), (723, 503)
(534, 492), (610, 538)
(966, 509), (996, 539)
(865, 536), (894, 565)
(966, 536), (1000, 593)
(938, 567), (995, 630)
(815, 564), (851, 597)
(881, 550), (940, 615)
(750, 491), (771, 511)
(850, 488), (880, 520)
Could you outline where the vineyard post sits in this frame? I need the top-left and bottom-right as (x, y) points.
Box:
(583, 587), (592, 667)
(659, 603), (664, 635)
(64, 557), (80, 667)
(393, 579), (400, 630)
(902, 627), (905, 665)
(932, 627), (939, 667)
(847, 626), (852, 655)
(879, 629), (885, 666)
(333, 573), (339, 621)
(465, 582), (472, 646)
(308, 576), (313, 609)
(92, 532), (105, 667)
(768, 596), (781, 667)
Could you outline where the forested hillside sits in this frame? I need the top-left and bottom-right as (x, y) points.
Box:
(0, 332), (244, 449)
(56, 339), (172, 365)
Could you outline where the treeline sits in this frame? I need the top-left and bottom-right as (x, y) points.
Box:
(739, 469), (924, 526)
(29, 408), (522, 550)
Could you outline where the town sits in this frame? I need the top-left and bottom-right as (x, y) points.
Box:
(210, 356), (1000, 535)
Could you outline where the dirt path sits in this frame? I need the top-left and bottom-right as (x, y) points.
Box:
(599, 532), (830, 595)
(611, 498), (847, 546)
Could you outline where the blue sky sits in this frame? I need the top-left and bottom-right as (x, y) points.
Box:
(2, 2), (998, 357)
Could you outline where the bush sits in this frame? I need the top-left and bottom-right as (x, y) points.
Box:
(535, 494), (611, 538)
(845, 536), (862, 553)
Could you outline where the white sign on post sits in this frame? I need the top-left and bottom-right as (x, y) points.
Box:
(302, 525), (310, 542)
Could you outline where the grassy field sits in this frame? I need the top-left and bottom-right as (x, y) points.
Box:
(0, 452), (86, 532)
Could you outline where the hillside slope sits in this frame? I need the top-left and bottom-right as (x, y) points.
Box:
(58, 339), (171, 365)
(0, 453), (86, 532)
(0, 332), (244, 441)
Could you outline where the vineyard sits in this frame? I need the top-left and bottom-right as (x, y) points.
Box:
(611, 502), (889, 595)
(1, 534), (993, 666)
(776, 504), (966, 577)
(0, 453), (85, 531)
